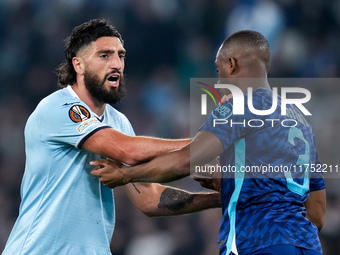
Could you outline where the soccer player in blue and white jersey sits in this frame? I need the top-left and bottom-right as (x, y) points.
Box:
(92, 30), (326, 255)
(2, 19), (222, 255)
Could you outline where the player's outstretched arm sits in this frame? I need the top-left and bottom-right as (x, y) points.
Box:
(82, 128), (190, 165)
(90, 130), (224, 188)
(123, 182), (221, 217)
(305, 189), (326, 231)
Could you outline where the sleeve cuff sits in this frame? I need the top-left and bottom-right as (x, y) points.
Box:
(76, 126), (111, 149)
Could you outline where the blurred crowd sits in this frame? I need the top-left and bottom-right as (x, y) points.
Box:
(0, 0), (340, 254)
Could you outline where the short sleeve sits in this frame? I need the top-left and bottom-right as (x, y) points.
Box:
(124, 120), (135, 137)
(38, 102), (111, 149)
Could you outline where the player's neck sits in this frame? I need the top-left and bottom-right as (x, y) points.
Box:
(232, 77), (270, 93)
(236, 66), (270, 92)
(71, 83), (106, 116)
(251, 78), (271, 91)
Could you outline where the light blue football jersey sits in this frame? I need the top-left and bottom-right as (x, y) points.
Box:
(2, 86), (135, 255)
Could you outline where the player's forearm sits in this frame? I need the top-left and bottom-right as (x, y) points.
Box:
(125, 136), (190, 165)
(145, 187), (221, 217)
(90, 147), (191, 188)
(83, 128), (190, 166)
(126, 146), (191, 184)
(305, 189), (326, 231)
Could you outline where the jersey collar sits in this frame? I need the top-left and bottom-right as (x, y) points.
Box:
(66, 85), (104, 120)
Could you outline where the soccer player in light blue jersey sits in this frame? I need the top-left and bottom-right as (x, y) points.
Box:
(91, 31), (326, 255)
(2, 19), (222, 255)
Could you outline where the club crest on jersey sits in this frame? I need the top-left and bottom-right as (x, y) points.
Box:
(212, 103), (232, 120)
(69, 105), (91, 123)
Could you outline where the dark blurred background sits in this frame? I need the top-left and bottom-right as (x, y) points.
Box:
(0, 0), (340, 254)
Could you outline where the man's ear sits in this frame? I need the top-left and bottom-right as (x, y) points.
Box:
(72, 57), (85, 75)
(228, 57), (237, 75)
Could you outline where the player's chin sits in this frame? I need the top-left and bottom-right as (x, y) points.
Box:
(108, 86), (120, 94)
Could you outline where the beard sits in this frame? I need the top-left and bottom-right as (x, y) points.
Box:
(83, 68), (127, 105)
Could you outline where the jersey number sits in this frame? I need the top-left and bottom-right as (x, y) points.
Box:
(284, 127), (310, 196)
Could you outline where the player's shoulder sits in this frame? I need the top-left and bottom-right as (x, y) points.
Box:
(105, 104), (130, 122)
(30, 87), (86, 125)
(37, 87), (80, 109)
(247, 87), (273, 108)
(104, 104), (134, 135)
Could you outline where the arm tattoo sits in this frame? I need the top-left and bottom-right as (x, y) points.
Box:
(158, 188), (195, 212)
(132, 183), (140, 194)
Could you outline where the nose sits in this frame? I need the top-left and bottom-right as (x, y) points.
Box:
(109, 53), (123, 71)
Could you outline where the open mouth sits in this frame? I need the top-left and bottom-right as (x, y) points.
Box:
(107, 74), (119, 87)
(108, 76), (118, 82)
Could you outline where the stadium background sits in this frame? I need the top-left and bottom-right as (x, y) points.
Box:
(0, 0), (339, 254)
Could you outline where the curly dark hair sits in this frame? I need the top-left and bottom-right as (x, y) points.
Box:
(57, 19), (123, 87)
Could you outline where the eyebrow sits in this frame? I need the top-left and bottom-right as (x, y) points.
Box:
(97, 49), (126, 55)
